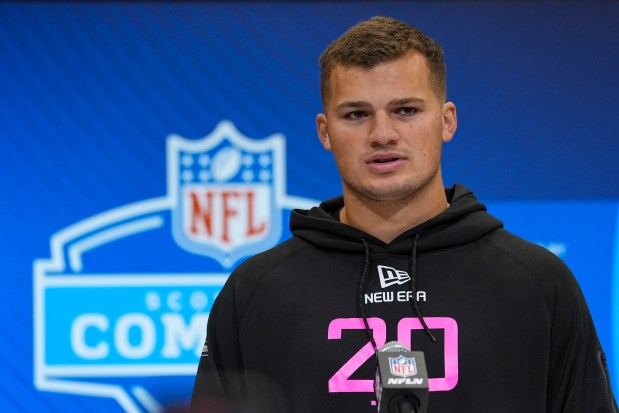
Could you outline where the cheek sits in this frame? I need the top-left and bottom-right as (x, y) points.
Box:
(328, 135), (352, 156)
(331, 145), (351, 165)
(329, 143), (358, 171)
(418, 140), (441, 161)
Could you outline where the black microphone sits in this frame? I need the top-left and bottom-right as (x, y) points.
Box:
(375, 341), (429, 413)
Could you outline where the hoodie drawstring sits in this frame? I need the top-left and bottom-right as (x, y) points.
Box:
(358, 239), (379, 355)
(358, 234), (437, 358)
(410, 233), (437, 343)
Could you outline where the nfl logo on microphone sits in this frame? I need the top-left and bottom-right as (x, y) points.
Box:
(389, 355), (418, 378)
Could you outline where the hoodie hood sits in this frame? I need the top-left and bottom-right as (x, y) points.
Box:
(290, 184), (502, 254)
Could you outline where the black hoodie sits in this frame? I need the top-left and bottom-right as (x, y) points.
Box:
(191, 184), (617, 413)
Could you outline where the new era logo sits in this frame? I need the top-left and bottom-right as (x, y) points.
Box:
(377, 265), (411, 288)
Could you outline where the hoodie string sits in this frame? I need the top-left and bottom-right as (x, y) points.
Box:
(410, 233), (437, 343)
(358, 235), (437, 357)
(358, 239), (378, 354)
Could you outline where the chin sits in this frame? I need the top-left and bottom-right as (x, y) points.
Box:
(355, 174), (440, 201)
(356, 184), (422, 202)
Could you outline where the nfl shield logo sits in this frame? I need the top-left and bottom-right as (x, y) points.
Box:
(389, 355), (418, 378)
(167, 121), (285, 268)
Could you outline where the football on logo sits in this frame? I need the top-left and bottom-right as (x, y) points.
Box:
(33, 120), (317, 412)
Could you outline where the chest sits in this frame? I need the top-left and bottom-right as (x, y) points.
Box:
(237, 251), (550, 412)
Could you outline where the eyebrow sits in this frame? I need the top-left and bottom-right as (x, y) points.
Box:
(389, 97), (425, 105)
(335, 97), (425, 111)
(335, 101), (370, 111)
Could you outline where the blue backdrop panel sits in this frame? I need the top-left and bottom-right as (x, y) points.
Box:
(0, 2), (617, 412)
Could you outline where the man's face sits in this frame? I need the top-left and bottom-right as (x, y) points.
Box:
(316, 52), (457, 204)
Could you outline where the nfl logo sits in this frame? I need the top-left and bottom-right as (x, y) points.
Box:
(389, 355), (418, 378)
(167, 121), (285, 268)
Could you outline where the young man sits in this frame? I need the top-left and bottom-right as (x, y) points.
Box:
(190, 17), (618, 413)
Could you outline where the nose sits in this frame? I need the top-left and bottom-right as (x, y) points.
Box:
(368, 112), (399, 147)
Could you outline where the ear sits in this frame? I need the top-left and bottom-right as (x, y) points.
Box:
(316, 113), (332, 151)
(441, 102), (457, 143)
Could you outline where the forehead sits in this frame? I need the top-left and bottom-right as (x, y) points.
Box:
(327, 52), (434, 109)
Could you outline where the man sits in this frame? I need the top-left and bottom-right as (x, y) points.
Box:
(191, 16), (618, 413)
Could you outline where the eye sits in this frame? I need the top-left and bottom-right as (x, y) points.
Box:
(396, 107), (417, 116)
(345, 110), (368, 120)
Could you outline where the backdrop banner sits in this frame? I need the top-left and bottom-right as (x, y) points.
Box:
(1, 2), (617, 412)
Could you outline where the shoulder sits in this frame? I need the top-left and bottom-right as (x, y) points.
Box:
(231, 236), (308, 284)
(483, 228), (571, 276)
(482, 228), (583, 309)
(213, 237), (308, 320)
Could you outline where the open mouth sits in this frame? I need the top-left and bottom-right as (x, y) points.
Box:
(372, 157), (400, 163)
(366, 154), (406, 172)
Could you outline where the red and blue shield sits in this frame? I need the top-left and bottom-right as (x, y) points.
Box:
(167, 121), (285, 268)
(389, 355), (418, 378)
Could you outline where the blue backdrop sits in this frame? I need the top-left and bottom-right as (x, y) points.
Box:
(1, 2), (617, 412)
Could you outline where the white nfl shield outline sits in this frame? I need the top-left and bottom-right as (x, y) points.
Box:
(389, 355), (418, 378)
(167, 120), (285, 268)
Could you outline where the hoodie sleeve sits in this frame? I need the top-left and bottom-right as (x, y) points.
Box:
(544, 259), (618, 413)
(189, 277), (245, 413)
(488, 229), (617, 412)
(189, 240), (301, 412)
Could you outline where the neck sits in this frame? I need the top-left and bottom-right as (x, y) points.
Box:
(340, 184), (448, 244)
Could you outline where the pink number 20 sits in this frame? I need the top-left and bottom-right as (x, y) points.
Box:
(327, 317), (458, 393)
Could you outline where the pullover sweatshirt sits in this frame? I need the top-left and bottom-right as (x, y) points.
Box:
(191, 184), (618, 413)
